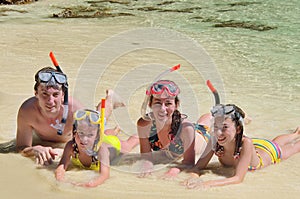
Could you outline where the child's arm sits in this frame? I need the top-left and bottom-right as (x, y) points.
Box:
(187, 138), (253, 189)
(79, 145), (111, 187)
(55, 141), (73, 181)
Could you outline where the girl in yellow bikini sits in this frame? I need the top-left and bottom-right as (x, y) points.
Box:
(184, 104), (300, 189)
(55, 107), (139, 187)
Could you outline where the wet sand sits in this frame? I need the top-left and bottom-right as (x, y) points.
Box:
(1, 2), (300, 198)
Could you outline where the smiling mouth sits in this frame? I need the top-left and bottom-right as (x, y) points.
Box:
(45, 105), (55, 110)
(158, 113), (167, 117)
(218, 137), (226, 142)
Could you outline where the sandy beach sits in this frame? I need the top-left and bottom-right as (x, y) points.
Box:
(1, 0), (300, 198)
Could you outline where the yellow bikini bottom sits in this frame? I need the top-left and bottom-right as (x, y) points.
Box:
(248, 138), (282, 171)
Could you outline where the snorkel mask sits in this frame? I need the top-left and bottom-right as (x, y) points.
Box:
(38, 71), (67, 86)
(73, 107), (105, 156)
(141, 64), (180, 121)
(146, 80), (180, 98)
(210, 104), (244, 132)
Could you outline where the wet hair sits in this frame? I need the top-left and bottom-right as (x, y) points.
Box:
(34, 66), (67, 93)
(215, 104), (245, 159)
(149, 95), (182, 137)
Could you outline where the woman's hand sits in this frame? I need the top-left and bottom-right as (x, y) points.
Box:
(182, 173), (210, 189)
(138, 160), (154, 178)
(160, 167), (180, 180)
(185, 178), (210, 189)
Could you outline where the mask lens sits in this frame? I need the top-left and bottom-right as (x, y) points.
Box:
(54, 73), (67, 84)
(153, 84), (163, 92)
(167, 84), (177, 94)
(224, 106), (234, 114)
(89, 112), (100, 124)
(38, 72), (52, 82)
(74, 110), (87, 120)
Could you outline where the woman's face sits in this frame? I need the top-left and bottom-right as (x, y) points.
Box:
(150, 96), (177, 124)
(75, 121), (98, 151)
(213, 116), (237, 147)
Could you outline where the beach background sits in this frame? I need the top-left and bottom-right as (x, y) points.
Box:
(0, 0), (299, 198)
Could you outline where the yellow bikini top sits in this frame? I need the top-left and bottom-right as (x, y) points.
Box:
(71, 135), (121, 171)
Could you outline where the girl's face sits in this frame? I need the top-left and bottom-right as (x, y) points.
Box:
(75, 121), (98, 151)
(213, 116), (237, 147)
(150, 96), (177, 123)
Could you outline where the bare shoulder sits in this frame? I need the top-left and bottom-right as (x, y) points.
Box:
(242, 136), (254, 148)
(181, 119), (194, 131)
(137, 117), (151, 127)
(19, 97), (37, 110)
(18, 97), (39, 117)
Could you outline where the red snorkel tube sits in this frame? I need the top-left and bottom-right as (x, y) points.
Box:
(141, 64), (180, 121)
(206, 80), (220, 105)
(49, 52), (69, 135)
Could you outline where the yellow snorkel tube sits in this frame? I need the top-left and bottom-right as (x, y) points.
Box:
(94, 98), (121, 154)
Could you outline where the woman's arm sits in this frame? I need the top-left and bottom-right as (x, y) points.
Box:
(137, 118), (152, 159)
(163, 121), (195, 179)
(137, 118), (155, 177)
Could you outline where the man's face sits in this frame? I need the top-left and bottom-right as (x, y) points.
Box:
(35, 84), (64, 118)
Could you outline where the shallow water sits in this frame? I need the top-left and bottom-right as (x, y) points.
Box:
(0, 0), (299, 198)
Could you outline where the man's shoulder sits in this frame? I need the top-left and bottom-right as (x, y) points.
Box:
(20, 97), (37, 110)
(18, 97), (39, 117)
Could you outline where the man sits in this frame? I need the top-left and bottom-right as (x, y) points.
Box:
(1, 66), (124, 165)
(16, 66), (82, 165)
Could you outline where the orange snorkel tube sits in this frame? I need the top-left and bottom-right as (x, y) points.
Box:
(206, 79), (220, 105)
(49, 52), (69, 135)
(141, 64), (181, 121)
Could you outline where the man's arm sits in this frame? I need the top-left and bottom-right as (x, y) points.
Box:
(16, 102), (34, 152)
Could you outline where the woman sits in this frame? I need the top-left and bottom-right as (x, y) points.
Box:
(137, 80), (210, 178)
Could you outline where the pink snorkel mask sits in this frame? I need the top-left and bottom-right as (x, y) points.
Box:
(146, 80), (180, 98)
(141, 64), (181, 121)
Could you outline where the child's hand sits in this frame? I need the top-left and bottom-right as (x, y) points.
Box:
(73, 181), (97, 188)
(138, 160), (154, 178)
(55, 165), (65, 181)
